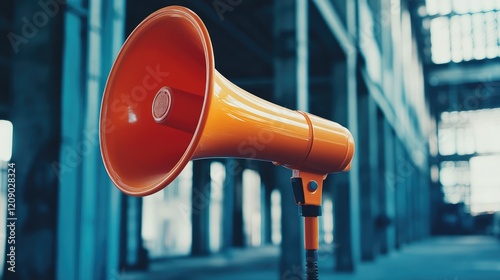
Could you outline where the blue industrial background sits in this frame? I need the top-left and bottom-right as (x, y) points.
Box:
(1, 0), (500, 279)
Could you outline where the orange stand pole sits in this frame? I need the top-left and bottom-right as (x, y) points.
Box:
(291, 170), (326, 280)
(304, 216), (319, 250)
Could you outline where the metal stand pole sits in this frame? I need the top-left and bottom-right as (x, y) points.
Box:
(305, 249), (318, 280)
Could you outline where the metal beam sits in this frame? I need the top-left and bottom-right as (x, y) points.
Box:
(428, 62), (500, 86)
(437, 152), (500, 162)
(430, 86), (500, 113)
(311, 0), (356, 56)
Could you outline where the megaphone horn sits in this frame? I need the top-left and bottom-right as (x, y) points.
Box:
(99, 6), (354, 278)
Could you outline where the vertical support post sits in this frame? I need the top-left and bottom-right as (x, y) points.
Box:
(377, 111), (389, 254)
(412, 170), (418, 241)
(393, 138), (406, 248)
(331, 59), (354, 272)
(394, 139), (402, 249)
(191, 160), (212, 255)
(57, 0), (126, 279)
(8, 1), (63, 280)
(57, 1), (84, 278)
(274, 0), (308, 277)
(261, 164), (274, 245)
(358, 91), (380, 261)
(78, 0), (104, 276)
(383, 120), (396, 252)
(408, 163), (415, 242)
(122, 196), (146, 269)
(422, 158), (431, 238)
(222, 159), (236, 251)
(276, 167), (303, 278)
(368, 95), (380, 256)
(357, 92), (373, 260)
(103, 0), (126, 277)
(358, 90), (374, 261)
(417, 170), (424, 239)
(263, 187), (273, 244)
(296, 0), (309, 112)
(346, 0), (360, 266)
(232, 160), (245, 247)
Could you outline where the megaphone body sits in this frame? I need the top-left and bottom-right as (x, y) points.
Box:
(100, 6), (354, 197)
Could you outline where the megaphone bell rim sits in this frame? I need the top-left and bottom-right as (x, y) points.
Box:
(99, 6), (215, 196)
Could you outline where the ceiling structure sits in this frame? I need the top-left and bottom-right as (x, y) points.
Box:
(412, 0), (500, 115)
(125, 0), (345, 119)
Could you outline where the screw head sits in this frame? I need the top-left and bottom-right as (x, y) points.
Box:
(308, 180), (318, 192)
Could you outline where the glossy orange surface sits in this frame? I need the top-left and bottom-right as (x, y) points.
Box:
(304, 217), (319, 250)
(99, 6), (355, 197)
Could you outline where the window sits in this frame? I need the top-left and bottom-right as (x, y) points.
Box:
(470, 156), (500, 214)
(437, 108), (500, 214)
(0, 120), (13, 162)
(425, 0), (500, 64)
(322, 197), (334, 244)
(440, 161), (470, 206)
(142, 162), (193, 258)
(209, 162), (225, 252)
(243, 169), (262, 247)
(438, 109), (500, 156)
(270, 189), (281, 245)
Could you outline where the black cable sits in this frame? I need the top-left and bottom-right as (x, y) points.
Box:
(305, 249), (318, 280)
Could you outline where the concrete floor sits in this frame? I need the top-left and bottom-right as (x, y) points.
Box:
(122, 236), (500, 280)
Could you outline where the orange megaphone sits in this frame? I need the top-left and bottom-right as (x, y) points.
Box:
(99, 6), (354, 266)
(99, 5), (354, 197)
